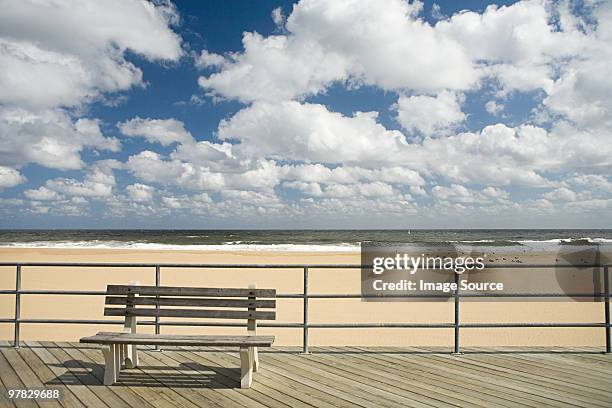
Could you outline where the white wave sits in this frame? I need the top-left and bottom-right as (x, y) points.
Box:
(449, 239), (496, 243)
(0, 240), (360, 252)
(1, 237), (610, 252)
(518, 238), (612, 244)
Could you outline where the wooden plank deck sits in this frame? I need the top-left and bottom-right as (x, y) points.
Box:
(0, 341), (610, 407)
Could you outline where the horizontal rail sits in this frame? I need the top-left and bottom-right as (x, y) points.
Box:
(0, 319), (299, 328)
(0, 319), (608, 329)
(0, 262), (608, 268)
(1, 319), (608, 327)
(0, 290), (303, 298)
(1, 262), (610, 354)
(0, 290), (607, 298)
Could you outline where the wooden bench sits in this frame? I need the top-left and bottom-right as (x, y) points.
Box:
(80, 284), (276, 388)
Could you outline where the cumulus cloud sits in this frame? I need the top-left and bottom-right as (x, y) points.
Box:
(394, 91), (465, 136)
(285, 180), (397, 198)
(437, 0), (587, 95)
(0, 166), (26, 190)
(542, 2), (612, 133)
(432, 184), (491, 204)
(485, 100), (505, 116)
(196, 0), (601, 105)
(0, 108), (119, 170)
(0, 0), (182, 110)
(567, 174), (612, 193)
(195, 49), (226, 69)
(542, 187), (578, 202)
(218, 101), (408, 164)
(46, 169), (116, 198)
(118, 117), (194, 146)
(216, 100), (612, 188)
(126, 183), (155, 202)
(24, 186), (63, 201)
(2, 0), (611, 225)
(24, 161), (119, 204)
(0, 0), (183, 188)
(199, 0), (477, 102)
(271, 7), (285, 29)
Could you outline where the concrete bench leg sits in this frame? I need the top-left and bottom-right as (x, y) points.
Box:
(252, 346), (259, 372)
(240, 346), (253, 389)
(125, 344), (138, 368)
(119, 344), (125, 368)
(102, 344), (118, 385)
(123, 315), (138, 368)
(114, 344), (121, 379)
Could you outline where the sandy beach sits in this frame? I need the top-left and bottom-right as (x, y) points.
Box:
(0, 247), (608, 347)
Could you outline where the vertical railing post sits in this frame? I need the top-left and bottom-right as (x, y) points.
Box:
(453, 271), (461, 355)
(604, 266), (610, 354)
(154, 265), (161, 351)
(301, 266), (310, 354)
(14, 264), (21, 348)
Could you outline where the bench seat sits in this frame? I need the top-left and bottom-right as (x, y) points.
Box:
(79, 284), (276, 388)
(81, 332), (275, 347)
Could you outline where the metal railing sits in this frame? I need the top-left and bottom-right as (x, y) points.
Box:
(0, 262), (610, 354)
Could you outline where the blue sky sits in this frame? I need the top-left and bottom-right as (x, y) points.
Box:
(0, 0), (610, 228)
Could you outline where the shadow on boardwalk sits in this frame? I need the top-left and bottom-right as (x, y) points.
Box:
(1, 341), (611, 407)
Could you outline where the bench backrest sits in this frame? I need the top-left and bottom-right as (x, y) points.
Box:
(104, 285), (276, 324)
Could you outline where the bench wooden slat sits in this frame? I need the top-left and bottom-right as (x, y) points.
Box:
(80, 332), (275, 347)
(104, 307), (276, 320)
(105, 296), (275, 308)
(107, 285), (276, 298)
(85, 284), (276, 388)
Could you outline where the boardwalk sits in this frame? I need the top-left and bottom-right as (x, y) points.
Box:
(0, 341), (611, 407)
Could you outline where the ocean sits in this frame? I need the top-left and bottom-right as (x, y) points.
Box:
(0, 229), (611, 251)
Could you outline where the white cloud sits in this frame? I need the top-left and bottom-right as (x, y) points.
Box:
(0, 0), (182, 110)
(394, 91), (465, 136)
(432, 184), (481, 204)
(431, 184), (515, 210)
(125, 150), (186, 185)
(271, 7), (285, 29)
(196, 0), (600, 105)
(0, 166), (26, 190)
(0, 198), (23, 207)
(24, 186), (63, 201)
(431, 3), (446, 20)
(26, 161), (119, 201)
(567, 174), (612, 193)
(2, 0), (611, 225)
(126, 183), (155, 202)
(195, 49), (226, 69)
(125, 149), (278, 193)
(199, 0), (477, 102)
(218, 101), (408, 164)
(217, 100), (612, 188)
(285, 180), (396, 198)
(281, 164), (425, 186)
(0, 0), (183, 178)
(566, 199), (611, 211)
(118, 117), (194, 146)
(485, 100), (504, 116)
(437, 0), (587, 94)
(413, 123), (611, 187)
(0, 108), (119, 170)
(171, 140), (234, 169)
(543, 2), (612, 133)
(482, 186), (509, 201)
(542, 187), (577, 202)
(199, 31), (349, 102)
